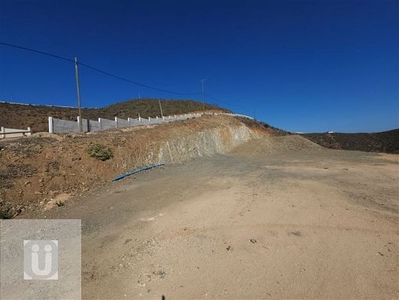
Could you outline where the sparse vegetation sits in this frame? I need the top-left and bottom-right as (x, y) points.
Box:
(0, 164), (38, 189)
(0, 200), (18, 219)
(303, 129), (399, 154)
(87, 144), (113, 161)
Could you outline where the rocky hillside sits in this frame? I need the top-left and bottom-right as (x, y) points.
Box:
(0, 99), (230, 133)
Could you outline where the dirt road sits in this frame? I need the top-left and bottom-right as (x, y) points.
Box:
(28, 141), (398, 299)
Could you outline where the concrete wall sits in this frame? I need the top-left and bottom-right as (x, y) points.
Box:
(48, 112), (254, 134)
(116, 117), (129, 128)
(98, 118), (116, 130)
(49, 117), (79, 133)
(0, 127), (32, 139)
(88, 119), (101, 132)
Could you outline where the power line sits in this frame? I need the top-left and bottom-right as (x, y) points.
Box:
(79, 62), (200, 96)
(205, 92), (253, 116)
(0, 42), (73, 63)
(0, 42), (201, 96)
(205, 92), (246, 109)
(1, 42), (251, 112)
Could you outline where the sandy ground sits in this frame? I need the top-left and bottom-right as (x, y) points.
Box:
(26, 143), (398, 299)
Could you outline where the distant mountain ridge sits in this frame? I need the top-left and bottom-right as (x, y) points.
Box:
(303, 129), (399, 154)
(0, 98), (230, 133)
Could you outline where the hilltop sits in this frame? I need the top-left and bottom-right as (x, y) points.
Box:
(0, 99), (230, 133)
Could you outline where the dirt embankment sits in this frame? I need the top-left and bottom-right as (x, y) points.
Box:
(0, 116), (269, 218)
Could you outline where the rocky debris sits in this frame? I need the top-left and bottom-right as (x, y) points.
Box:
(137, 268), (167, 287)
(289, 231), (302, 236)
(43, 193), (72, 210)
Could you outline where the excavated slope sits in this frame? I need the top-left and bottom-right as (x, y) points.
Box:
(0, 116), (264, 216)
(232, 135), (322, 156)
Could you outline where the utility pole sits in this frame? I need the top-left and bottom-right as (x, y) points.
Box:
(158, 99), (164, 118)
(74, 57), (83, 133)
(200, 79), (206, 112)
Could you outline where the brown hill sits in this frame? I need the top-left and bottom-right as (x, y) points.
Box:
(0, 99), (230, 133)
(303, 129), (399, 154)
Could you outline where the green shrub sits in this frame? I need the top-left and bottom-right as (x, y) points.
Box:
(0, 201), (16, 219)
(87, 144), (113, 161)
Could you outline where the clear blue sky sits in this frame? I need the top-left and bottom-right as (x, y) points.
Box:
(1, 0), (398, 133)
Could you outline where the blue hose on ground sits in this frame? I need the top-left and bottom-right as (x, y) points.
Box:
(111, 163), (165, 182)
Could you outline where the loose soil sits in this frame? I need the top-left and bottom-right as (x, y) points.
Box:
(20, 142), (399, 299)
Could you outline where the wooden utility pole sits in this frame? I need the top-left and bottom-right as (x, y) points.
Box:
(74, 57), (83, 133)
(158, 99), (164, 118)
(200, 79), (206, 112)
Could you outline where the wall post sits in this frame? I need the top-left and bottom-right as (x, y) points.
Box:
(48, 117), (54, 133)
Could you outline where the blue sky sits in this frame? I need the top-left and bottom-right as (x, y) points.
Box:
(1, 0), (398, 133)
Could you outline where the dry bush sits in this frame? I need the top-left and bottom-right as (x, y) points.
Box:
(0, 164), (38, 189)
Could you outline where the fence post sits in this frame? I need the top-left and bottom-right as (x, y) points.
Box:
(48, 117), (54, 133)
(77, 116), (81, 132)
(87, 119), (91, 132)
(98, 118), (102, 130)
(27, 127), (31, 136)
(115, 117), (119, 128)
(1, 127), (5, 139)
